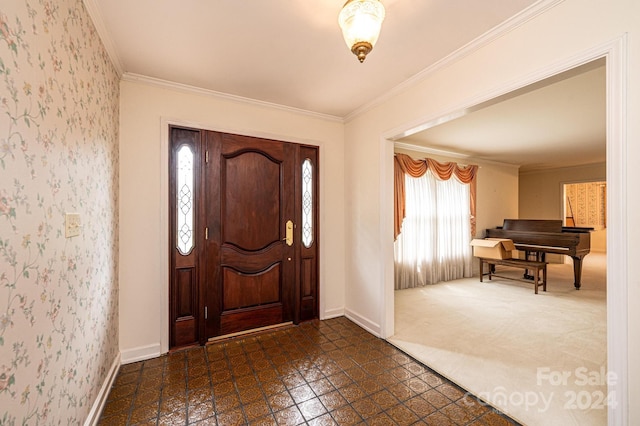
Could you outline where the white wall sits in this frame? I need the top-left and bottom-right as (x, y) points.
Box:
(344, 0), (638, 423)
(520, 162), (607, 253)
(119, 78), (346, 360)
(475, 163), (520, 238)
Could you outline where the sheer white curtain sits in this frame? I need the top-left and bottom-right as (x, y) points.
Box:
(394, 170), (474, 289)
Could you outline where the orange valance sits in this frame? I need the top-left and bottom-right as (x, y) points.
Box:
(394, 153), (478, 239)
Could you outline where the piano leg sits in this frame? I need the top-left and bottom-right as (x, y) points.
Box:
(523, 251), (532, 279)
(523, 251), (544, 280)
(571, 255), (585, 289)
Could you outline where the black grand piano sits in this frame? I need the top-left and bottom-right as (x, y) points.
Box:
(486, 219), (592, 289)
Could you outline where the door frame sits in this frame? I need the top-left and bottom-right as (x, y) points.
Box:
(379, 36), (628, 424)
(160, 119), (325, 353)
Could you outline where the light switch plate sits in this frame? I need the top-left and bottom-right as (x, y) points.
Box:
(65, 213), (81, 238)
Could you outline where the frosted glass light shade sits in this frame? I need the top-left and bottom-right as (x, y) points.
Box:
(338, 0), (385, 62)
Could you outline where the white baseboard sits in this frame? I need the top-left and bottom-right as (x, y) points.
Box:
(84, 352), (120, 426)
(321, 307), (345, 320)
(344, 308), (381, 337)
(120, 343), (162, 364)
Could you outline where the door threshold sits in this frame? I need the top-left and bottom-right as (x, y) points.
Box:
(207, 322), (294, 343)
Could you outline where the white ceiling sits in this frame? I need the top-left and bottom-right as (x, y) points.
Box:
(86, 0), (605, 170)
(400, 59), (606, 171)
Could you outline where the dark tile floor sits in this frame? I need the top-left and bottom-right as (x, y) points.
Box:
(98, 317), (519, 425)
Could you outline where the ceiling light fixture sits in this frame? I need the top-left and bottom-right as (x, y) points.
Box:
(338, 0), (386, 63)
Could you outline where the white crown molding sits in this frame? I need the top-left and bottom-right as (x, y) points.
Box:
(393, 142), (520, 169)
(82, 0), (124, 76)
(121, 73), (344, 123)
(518, 161), (607, 175)
(344, 0), (566, 122)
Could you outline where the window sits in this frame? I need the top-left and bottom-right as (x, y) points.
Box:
(301, 158), (313, 248)
(176, 145), (194, 254)
(394, 171), (473, 288)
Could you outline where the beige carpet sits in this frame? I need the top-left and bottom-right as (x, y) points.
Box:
(389, 253), (607, 426)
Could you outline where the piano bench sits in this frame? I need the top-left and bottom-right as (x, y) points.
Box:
(478, 257), (547, 294)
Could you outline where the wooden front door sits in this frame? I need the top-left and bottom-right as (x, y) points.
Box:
(204, 131), (296, 337)
(169, 127), (318, 349)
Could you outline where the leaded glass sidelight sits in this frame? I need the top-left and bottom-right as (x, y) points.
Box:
(302, 158), (313, 248)
(176, 145), (194, 255)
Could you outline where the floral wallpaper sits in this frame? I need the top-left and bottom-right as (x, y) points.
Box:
(0, 0), (119, 424)
(565, 181), (607, 230)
